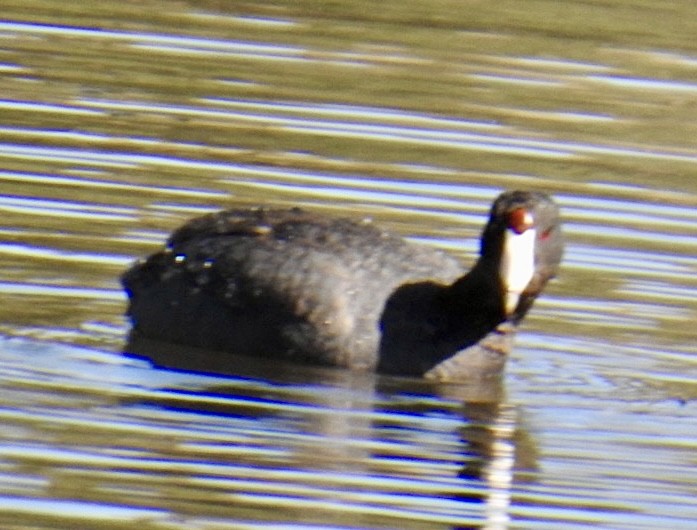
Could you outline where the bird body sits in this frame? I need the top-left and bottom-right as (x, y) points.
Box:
(122, 191), (563, 379)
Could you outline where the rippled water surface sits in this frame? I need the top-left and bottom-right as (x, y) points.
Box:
(1, 1), (696, 528)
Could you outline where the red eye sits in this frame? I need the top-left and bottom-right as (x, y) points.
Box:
(539, 227), (553, 241)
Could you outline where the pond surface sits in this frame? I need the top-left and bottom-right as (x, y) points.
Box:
(1, 1), (696, 528)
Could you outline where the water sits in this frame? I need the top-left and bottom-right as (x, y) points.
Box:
(1, 1), (696, 528)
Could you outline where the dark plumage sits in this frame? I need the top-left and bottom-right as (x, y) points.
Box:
(122, 191), (563, 380)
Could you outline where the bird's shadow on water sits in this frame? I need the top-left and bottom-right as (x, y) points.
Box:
(124, 336), (539, 529)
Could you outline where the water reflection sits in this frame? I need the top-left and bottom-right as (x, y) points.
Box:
(124, 336), (533, 529)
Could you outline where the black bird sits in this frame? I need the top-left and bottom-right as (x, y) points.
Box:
(122, 191), (563, 380)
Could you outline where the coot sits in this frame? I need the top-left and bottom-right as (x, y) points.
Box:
(122, 191), (563, 380)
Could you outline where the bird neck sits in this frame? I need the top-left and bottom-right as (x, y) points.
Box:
(444, 257), (508, 337)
